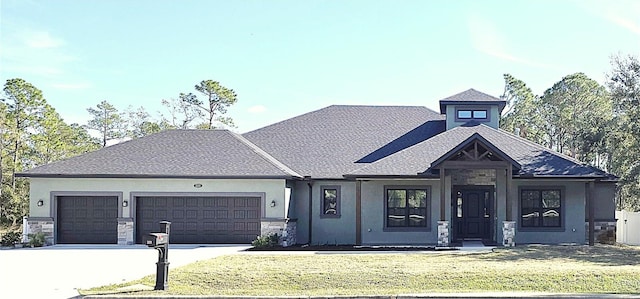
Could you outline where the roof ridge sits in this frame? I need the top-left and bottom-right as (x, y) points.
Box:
(229, 131), (303, 178)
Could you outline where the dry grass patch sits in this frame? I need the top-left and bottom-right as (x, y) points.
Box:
(82, 245), (640, 296)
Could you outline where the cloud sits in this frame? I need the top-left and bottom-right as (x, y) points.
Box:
(1, 27), (79, 79)
(247, 105), (267, 114)
(23, 31), (65, 48)
(467, 14), (562, 71)
(50, 82), (92, 90)
(601, 2), (640, 36)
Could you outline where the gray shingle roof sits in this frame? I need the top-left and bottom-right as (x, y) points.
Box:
(243, 105), (445, 178)
(18, 89), (614, 181)
(18, 130), (301, 178)
(346, 124), (612, 178)
(439, 88), (506, 113)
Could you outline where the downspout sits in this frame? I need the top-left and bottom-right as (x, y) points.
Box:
(306, 177), (313, 245)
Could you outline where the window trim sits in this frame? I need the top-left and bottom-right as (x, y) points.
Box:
(455, 107), (490, 122)
(320, 185), (341, 218)
(517, 186), (566, 232)
(383, 185), (431, 232)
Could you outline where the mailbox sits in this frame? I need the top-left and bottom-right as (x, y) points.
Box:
(145, 221), (171, 291)
(144, 233), (168, 247)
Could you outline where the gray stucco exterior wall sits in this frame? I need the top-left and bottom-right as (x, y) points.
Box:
(292, 180), (356, 245)
(360, 180), (439, 245)
(513, 180), (587, 244)
(445, 105), (500, 130)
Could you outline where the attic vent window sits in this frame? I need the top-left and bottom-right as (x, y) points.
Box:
(457, 110), (487, 120)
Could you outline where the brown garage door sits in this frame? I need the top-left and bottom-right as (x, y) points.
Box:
(136, 196), (261, 244)
(57, 196), (118, 244)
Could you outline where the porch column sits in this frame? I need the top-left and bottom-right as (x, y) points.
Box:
(438, 168), (449, 247)
(355, 180), (362, 245)
(505, 166), (512, 221)
(588, 181), (595, 246)
(440, 168), (446, 221)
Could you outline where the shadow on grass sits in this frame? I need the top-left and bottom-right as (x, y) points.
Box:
(481, 244), (640, 266)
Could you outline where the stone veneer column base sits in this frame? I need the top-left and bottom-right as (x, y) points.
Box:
(502, 221), (516, 247)
(586, 221), (617, 245)
(437, 221), (449, 247)
(117, 218), (134, 245)
(26, 217), (55, 246)
(261, 219), (297, 247)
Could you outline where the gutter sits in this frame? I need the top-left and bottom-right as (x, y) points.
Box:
(14, 173), (302, 180)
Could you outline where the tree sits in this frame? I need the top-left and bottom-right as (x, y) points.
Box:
(540, 73), (612, 164)
(500, 74), (546, 145)
(607, 54), (640, 210)
(86, 100), (126, 147)
(124, 106), (164, 138)
(161, 93), (202, 129)
(2, 79), (45, 189)
(31, 105), (100, 166)
(1, 79), (46, 225)
(192, 80), (237, 129)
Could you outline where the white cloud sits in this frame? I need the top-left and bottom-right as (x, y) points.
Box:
(23, 31), (64, 48)
(467, 14), (562, 71)
(601, 2), (640, 36)
(50, 82), (92, 90)
(1, 27), (81, 80)
(247, 105), (267, 114)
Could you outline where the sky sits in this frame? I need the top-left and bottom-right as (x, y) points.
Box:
(1, 0), (639, 134)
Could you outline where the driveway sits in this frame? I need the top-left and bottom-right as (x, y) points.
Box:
(0, 244), (249, 298)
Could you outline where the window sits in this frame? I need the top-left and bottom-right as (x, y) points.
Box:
(520, 189), (561, 228)
(386, 188), (428, 228)
(457, 109), (488, 120)
(320, 186), (340, 217)
(457, 110), (472, 119)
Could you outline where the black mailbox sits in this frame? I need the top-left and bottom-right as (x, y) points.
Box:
(145, 221), (171, 291)
(144, 233), (168, 247)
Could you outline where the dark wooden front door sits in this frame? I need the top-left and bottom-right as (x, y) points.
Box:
(454, 188), (492, 240)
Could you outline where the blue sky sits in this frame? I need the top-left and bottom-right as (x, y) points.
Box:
(2, 0), (639, 133)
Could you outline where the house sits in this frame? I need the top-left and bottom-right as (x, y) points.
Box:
(18, 89), (617, 246)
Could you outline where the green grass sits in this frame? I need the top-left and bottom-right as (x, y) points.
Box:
(82, 244), (640, 296)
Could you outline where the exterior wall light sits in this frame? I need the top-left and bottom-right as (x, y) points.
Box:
(270, 200), (276, 207)
(122, 200), (129, 207)
(37, 200), (44, 207)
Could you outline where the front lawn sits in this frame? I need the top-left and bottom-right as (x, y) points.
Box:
(82, 245), (640, 296)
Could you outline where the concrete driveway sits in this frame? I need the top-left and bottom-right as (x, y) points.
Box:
(0, 244), (249, 298)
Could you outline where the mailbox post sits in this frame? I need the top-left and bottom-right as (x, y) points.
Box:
(143, 221), (171, 291)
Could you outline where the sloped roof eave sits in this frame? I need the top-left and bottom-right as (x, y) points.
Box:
(15, 172), (303, 180)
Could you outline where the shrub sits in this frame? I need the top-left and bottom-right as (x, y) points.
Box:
(1, 231), (22, 247)
(251, 233), (279, 248)
(28, 232), (46, 247)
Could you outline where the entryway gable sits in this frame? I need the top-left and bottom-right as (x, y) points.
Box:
(429, 133), (521, 171)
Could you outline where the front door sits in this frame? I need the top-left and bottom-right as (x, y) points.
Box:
(453, 187), (492, 241)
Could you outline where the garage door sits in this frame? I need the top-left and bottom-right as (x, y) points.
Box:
(57, 196), (118, 244)
(136, 196), (261, 244)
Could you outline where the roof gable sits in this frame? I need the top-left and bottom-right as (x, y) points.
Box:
(439, 88), (506, 113)
(429, 132), (521, 170)
(18, 130), (301, 179)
